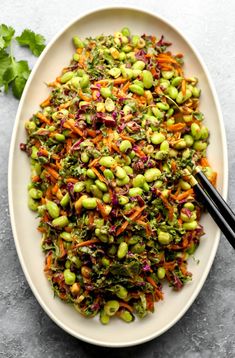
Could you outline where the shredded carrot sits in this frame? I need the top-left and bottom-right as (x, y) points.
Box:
(146, 276), (158, 289)
(63, 119), (84, 137)
(78, 90), (91, 102)
(134, 146), (146, 159)
(92, 133), (103, 144)
(40, 96), (51, 108)
(66, 177), (79, 183)
(113, 77), (128, 85)
(200, 157), (210, 167)
(181, 79), (186, 96)
(171, 160), (177, 173)
(119, 134), (135, 143)
(44, 165), (59, 179)
(44, 252), (52, 271)
(122, 80), (130, 93)
(116, 206), (146, 236)
(96, 201), (108, 219)
(167, 123), (186, 132)
(59, 239), (66, 258)
(175, 188), (194, 201)
(52, 183), (59, 194)
(91, 167), (107, 184)
(76, 238), (100, 248)
(59, 101), (71, 110)
(86, 129), (97, 138)
(36, 112), (51, 125)
(32, 175), (40, 183)
(88, 157), (100, 167)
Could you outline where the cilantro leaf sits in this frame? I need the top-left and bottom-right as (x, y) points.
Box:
(16, 29), (46, 56)
(0, 49), (12, 86)
(0, 24), (15, 49)
(12, 76), (27, 99)
(1, 54), (31, 96)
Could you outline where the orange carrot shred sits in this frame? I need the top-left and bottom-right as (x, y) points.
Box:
(76, 238), (100, 248)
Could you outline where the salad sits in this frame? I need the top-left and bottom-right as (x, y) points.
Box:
(21, 27), (217, 324)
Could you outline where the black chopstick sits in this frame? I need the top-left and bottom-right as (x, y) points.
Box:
(184, 168), (235, 249)
(195, 168), (235, 230)
(193, 181), (235, 249)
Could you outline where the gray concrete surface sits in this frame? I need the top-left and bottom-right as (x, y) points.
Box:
(0, 0), (235, 357)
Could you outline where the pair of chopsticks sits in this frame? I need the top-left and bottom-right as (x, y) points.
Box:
(185, 168), (235, 249)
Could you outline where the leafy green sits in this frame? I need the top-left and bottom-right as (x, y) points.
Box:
(0, 49), (11, 86)
(0, 24), (15, 49)
(16, 29), (46, 57)
(0, 24), (46, 98)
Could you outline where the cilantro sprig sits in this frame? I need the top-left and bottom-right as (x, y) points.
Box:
(0, 25), (46, 99)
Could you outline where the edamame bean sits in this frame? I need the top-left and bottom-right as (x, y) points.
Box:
(104, 300), (120, 316)
(81, 152), (89, 163)
(192, 86), (201, 97)
(123, 166), (133, 175)
(90, 184), (102, 199)
(103, 169), (114, 180)
(109, 67), (121, 78)
(200, 126), (209, 139)
(158, 231), (171, 245)
(129, 84), (144, 96)
(171, 76), (183, 86)
(99, 156), (116, 167)
(150, 132), (166, 144)
(157, 267), (166, 279)
(174, 139), (187, 149)
(118, 196), (129, 205)
(119, 310), (133, 322)
(60, 232), (72, 241)
(100, 310), (110, 325)
(191, 123), (201, 139)
(179, 179), (191, 191)
(131, 242), (145, 253)
(64, 269), (76, 285)
(157, 102), (169, 111)
(29, 188), (42, 199)
(117, 242), (128, 259)
(193, 140), (207, 151)
(184, 134), (194, 147)
(142, 70), (153, 89)
(73, 36), (84, 48)
(54, 133), (65, 142)
(133, 174), (146, 187)
(116, 175), (130, 186)
(100, 87), (112, 98)
(52, 215), (69, 228)
(184, 202), (195, 211)
(80, 74), (89, 89)
(144, 168), (161, 182)
(73, 53), (80, 61)
(113, 284), (128, 299)
(25, 121), (36, 132)
(46, 200), (60, 219)
(120, 140), (132, 152)
(86, 168), (97, 179)
(71, 76), (80, 88)
(60, 71), (74, 83)
(162, 70), (174, 79)
(183, 221), (198, 230)
(28, 197), (38, 211)
(103, 193), (111, 203)
(129, 187), (143, 196)
(82, 197), (97, 209)
(131, 35), (139, 47)
(167, 85), (178, 99)
(95, 180), (108, 192)
(60, 192), (70, 207)
(74, 182), (85, 192)
(105, 98), (115, 112)
(31, 146), (38, 159)
(160, 140), (169, 152)
(115, 166), (126, 179)
(121, 27), (130, 37)
(132, 60), (145, 70)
